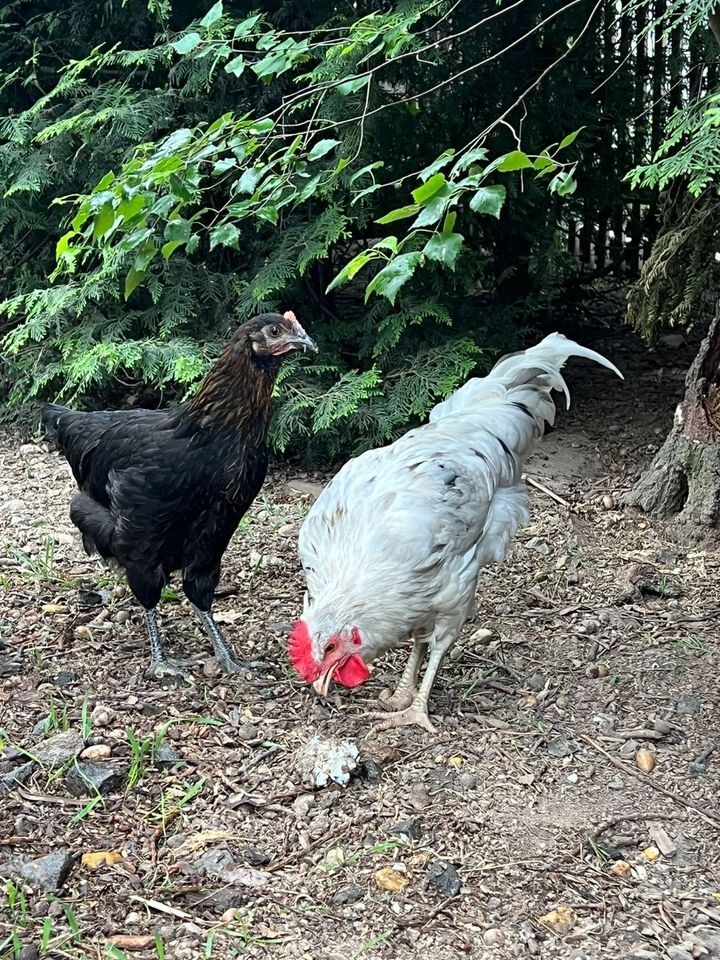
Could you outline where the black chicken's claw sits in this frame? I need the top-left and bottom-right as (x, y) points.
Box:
(144, 658), (194, 682)
(215, 655), (253, 675)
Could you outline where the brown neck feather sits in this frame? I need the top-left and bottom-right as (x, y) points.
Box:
(184, 331), (280, 432)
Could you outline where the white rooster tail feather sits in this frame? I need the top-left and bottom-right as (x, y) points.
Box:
(429, 333), (623, 424)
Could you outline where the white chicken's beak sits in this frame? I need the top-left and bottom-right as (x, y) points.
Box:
(312, 662), (338, 697)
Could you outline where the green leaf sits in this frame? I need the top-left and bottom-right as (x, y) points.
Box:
(337, 75), (370, 96)
(93, 202), (115, 240)
(161, 240), (184, 260)
(376, 204), (420, 224)
(237, 166), (263, 194)
(442, 212), (457, 234)
(234, 14), (262, 38)
(411, 172), (446, 205)
(124, 267), (146, 300)
(412, 193), (450, 228)
(423, 232), (464, 268)
(419, 151), (455, 181)
(224, 54), (245, 77)
(200, 1), (223, 27)
(307, 138), (341, 162)
(209, 222), (240, 250)
(533, 153), (556, 172)
(118, 194), (146, 221)
(450, 148), (488, 177)
(326, 250), (378, 292)
(56, 231), (77, 259)
(349, 161), (384, 185)
(171, 32), (201, 55)
(373, 236), (398, 253)
(496, 150), (533, 172)
(365, 252), (422, 305)
(164, 219), (191, 243)
(212, 157), (237, 175)
(558, 127), (584, 150)
(469, 184), (506, 218)
(549, 171), (577, 196)
(71, 202), (90, 233)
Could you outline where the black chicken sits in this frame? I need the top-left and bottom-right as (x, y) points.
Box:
(42, 311), (316, 679)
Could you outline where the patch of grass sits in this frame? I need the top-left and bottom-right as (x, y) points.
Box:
(8, 537), (74, 584)
(674, 634), (710, 655)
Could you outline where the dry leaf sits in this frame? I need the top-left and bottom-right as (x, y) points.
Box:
(374, 867), (410, 892)
(643, 845), (661, 862)
(537, 905), (576, 935)
(82, 851), (124, 870)
(41, 604), (66, 614)
(609, 860), (632, 878)
(106, 935), (155, 951)
(635, 749), (656, 773)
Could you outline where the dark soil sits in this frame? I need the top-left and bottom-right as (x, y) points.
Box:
(1, 331), (719, 960)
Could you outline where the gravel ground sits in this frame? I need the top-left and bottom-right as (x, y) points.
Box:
(1, 332), (719, 960)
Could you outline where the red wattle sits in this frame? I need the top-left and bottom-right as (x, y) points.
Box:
(335, 654), (370, 688)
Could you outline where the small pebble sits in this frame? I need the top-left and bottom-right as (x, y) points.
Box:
(80, 744), (111, 762)
(602, 494), (616, 510)
(482, 928), (505, 947)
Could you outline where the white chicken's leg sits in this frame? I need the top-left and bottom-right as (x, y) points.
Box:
(379, 639), (427, 711)
(370, 625), (459, 734)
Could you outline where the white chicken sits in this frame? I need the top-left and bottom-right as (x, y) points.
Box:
(288, 333), (622, 732)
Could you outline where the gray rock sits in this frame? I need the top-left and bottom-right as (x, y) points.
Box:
(694, 926), (720, 953)
(153, 743), (181, 770)
(425, 861), (461, 897)
(360, 759), (383, 782)
(185, 887), (244, 914)
(52, 671), (77, 687)
(390, 818), (422, 842)
(527, 670), (547, 692)
(676, 692), (700, 716)
(33, 731), (84, 770)
(65, 762), (125, 797)
(331, 883), (364, 906)
(0, 762), (34, 794)
(195, 847), (234, 876)
(547, 737), (579, 758)
(244, 846), (271, 867)
(666, 948), (692, 960)
(12, 849), (74, 893)
(618, 739), (640, 760)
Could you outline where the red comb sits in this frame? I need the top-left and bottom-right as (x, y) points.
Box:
(288, 620), (318, 682)
(283, 310), (298, 323)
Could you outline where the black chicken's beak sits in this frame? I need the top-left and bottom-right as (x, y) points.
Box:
(287, 333), (318, 354)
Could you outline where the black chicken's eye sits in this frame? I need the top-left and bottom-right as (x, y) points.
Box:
(269, 324), (280, 337)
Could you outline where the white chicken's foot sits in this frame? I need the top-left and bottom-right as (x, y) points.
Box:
(378, 638), (427, 711)
(367, 701), (437, 735)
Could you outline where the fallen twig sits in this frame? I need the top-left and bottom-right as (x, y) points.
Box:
(523, 474), (573, 510)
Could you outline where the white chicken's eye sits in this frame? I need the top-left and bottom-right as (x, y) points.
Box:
(326, 641), (336, 654)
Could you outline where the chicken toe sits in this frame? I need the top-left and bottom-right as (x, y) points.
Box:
(367, 703), (437, 735)
(144, 657), (194, 681)
(378, 687), (418, 711)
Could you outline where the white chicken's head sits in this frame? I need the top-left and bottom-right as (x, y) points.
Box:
(288, 620), (370, 696)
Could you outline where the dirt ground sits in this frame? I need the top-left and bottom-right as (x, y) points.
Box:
(1, 331), (719, 960)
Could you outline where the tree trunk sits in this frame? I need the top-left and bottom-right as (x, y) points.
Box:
(626, 309), (720, 530)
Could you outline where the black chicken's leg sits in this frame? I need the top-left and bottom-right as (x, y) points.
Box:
(191, 605), (255, 674)
(144, 608), (193, 680)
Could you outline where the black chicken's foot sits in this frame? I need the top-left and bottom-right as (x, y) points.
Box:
(144, 657), (194, 681)
(144, 608), (194, 682)
(193, 606), (259, 675)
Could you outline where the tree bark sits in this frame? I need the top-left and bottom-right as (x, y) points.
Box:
(626, 308), (720, 531)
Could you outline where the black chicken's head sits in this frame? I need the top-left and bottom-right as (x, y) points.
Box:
(248, 311), (317, 358)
